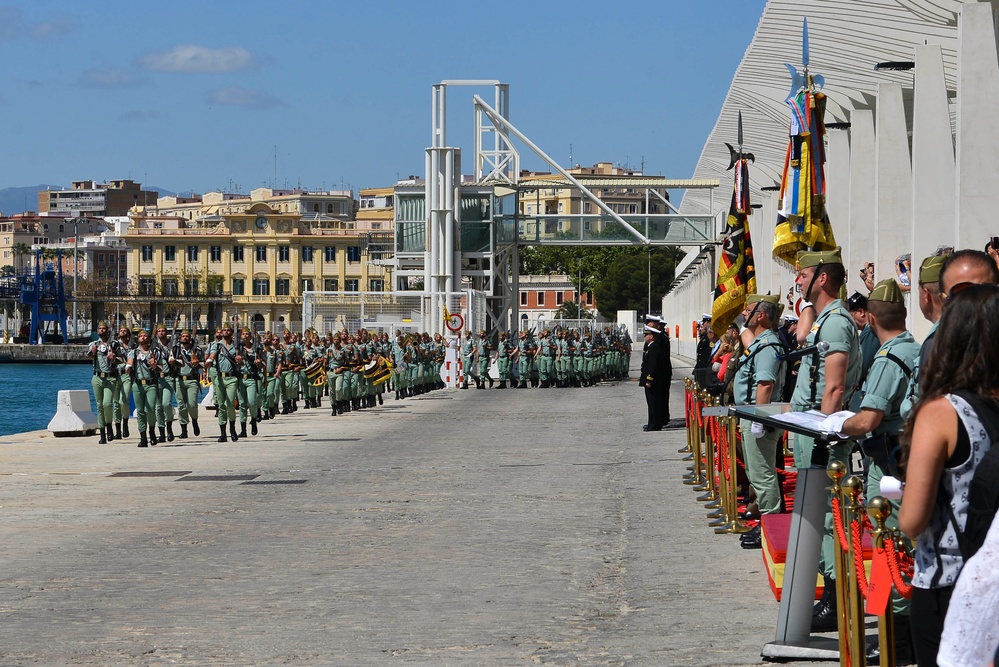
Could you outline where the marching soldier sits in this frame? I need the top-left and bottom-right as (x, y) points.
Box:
(461, 330), (476, 389)
(172, 329), (204, 438)
(153, 321), (179, 443)
(207, 323), (240, 443)
(113, 325), (135, 440)
(88, 321), (120, 444)
(475, 330), (493, 389)
(126, 329), (161, 448)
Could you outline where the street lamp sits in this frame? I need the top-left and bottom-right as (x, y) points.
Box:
(71, 216), (82, 338)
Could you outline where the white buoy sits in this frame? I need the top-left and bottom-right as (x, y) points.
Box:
(47, 390), (99, 437)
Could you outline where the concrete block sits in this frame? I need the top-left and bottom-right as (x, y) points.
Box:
(47, 389), (99, 437)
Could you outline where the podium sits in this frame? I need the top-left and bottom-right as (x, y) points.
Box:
(725, 403), (853, 661)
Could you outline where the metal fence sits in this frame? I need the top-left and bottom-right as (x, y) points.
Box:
(301, 289), (488, 335)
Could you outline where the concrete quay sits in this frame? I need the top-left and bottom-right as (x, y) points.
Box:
(0, 343), (90, 363)
(0, 356), (818, 666)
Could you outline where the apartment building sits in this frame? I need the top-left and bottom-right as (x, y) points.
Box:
(39, 180), (159, 217)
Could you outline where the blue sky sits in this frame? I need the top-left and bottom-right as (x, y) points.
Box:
(0, 1), (766, 194)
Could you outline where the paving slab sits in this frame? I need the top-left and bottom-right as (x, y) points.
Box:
(0, 354), (825, 666)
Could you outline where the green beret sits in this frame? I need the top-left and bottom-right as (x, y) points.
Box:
(97, 320), (109, 328)
(241, 327), (252, 335)
(746, 294), (780, 307)
(919, 254), (948, 284)
(796, 246), (843, 270)
(869, 278), (905, 304)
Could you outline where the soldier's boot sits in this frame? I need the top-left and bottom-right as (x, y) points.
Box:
(115, 422), (123, 440)
(192, 419), (201, 436)
(149, 426), (158, 446)
(487, 376), (494, 388)
(218, 424), (228, 443)
(179, 423), (189, 439)
(292, 399), (299, 412)
(518, 380), (528, 389)
(138, 431), (148, 448)
(158, 426), (167, 444)
(239, 422), (248, 438)
(377, 393), (383, 405)
(251, 418), (258, 436)
(166, 421), (175, 442)
(106, 425), (115, 442)
(461, 380), (468, 389)
(498, 380), (506, 389)
(122, 420), (130, 438)
(281, 402), (291, 415)
(352, 398), (360, 411)
(303, 397), (311, 409)
(315, 396), (322, 408)
(229, 421), (239, 442)
(99, 427), (108, 444)
(331, 404), (338, 416)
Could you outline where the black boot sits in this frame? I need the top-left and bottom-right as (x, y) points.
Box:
(377, 393), (383, 405)
(303, 398), (311, 409)
(122, 420), (129, 438)
(487, 376), (494, 388)
(281, 402), (291, 415)
(229, 421), (239, 442)
(498, 380), (506, 389)
(218, 424), (228, 443)
(518, 380), (527, 389)
(106, 425), (114, 442)
(99, 426), (108, 444)
(138, 430), (148, 447)
(115, 422), (123, 440)
(149, 426), (158, 446)
(251, 418), (258, 436)
(179, 423), (189, 439)
(192, 419), (200, 436)
(166, 421), (175, 442)
(811, 575), (838, 632)
(239, 422), (248, 438)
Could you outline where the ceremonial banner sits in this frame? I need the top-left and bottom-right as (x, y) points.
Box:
(712, 157), (757, 337)
(304, 360), (326, 387)
(364, 357), (394, 386)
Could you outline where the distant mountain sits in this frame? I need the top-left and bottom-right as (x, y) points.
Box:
(0, 185), (62, 216)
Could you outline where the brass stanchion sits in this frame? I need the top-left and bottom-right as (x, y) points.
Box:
(827, 461), (851, 666)
(716, 416), (752, 534)
(843, 474), (867, 667)
(683, 386), (705, 485)
(867, 497), (895, 667)
(680, 378), (694, 456)
(695, 395), (719, 502)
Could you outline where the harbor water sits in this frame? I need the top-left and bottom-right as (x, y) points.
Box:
(0, 363), (95, 437)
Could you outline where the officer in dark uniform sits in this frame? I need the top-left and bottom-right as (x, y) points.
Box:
(640, 324), (671, 431)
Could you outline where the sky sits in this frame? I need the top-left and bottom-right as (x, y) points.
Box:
(0, 0), (767, 195)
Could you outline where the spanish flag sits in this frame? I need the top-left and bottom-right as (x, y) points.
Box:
(712, 157), (757, 337)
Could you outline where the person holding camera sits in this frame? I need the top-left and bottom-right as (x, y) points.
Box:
(896, 254), (912, 293)
(860, 261), (876, 293)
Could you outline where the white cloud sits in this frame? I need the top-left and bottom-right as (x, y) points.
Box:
(79, 66), (144, 90)
(139, 44), (256, 73)
(208, 86), (283, 110)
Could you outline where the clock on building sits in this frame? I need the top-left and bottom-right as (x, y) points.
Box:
(255, 216), (268, 230)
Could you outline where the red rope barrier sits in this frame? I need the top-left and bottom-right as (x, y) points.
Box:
(851, 520), (869, 598)
(831, 496), (851, 553)
(885, 538), (914, 599)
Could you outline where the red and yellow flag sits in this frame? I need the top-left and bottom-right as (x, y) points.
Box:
(712, 158), (757, 337)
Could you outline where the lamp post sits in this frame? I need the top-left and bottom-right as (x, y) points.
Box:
(72, 217), (81, 338)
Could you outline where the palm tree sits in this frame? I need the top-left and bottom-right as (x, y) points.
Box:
(11, 242), (29, 276)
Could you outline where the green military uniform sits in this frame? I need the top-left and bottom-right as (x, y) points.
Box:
(900, 254), (948, 420)
(856, 280), (921, 616)
(173, 334), (204, 437)
(128, 336), (161, 447)
(461, 333), (476, 388)
(790, 248), (863, 584)
(538, 331), (555, 387)
(113, 330), (135, 439)
(236, 333), (262, 433)
(212, 337), (240, 438)
(475, 333), (492, 388)
(734, 295), (787, 516)
(88, 325), (120, 441)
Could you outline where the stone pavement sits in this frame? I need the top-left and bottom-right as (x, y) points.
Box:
(0, 354), (822, 666)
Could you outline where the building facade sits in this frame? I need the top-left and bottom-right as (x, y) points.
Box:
(39, 180), (159, 217)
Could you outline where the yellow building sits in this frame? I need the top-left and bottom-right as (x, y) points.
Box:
(123, 201), (392, 332)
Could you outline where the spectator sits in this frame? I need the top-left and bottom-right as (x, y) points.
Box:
(898, 282), (999, 667)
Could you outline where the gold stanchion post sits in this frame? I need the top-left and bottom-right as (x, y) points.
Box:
(843, 475), (867, 667)
(867, 497), (895, 667)
(827, 461), (851, 666)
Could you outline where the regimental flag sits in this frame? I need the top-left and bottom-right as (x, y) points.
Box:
(712, 157), (757, 337)
(365, 357), (394, 386)
(305, 360), (326, 387)
(773, 20), (837, 266)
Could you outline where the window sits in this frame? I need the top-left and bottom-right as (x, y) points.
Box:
(278, 245), (290, 262)
(369, 279), (384, 292)
(139, 277), (155, 295)
(536, 292), (544, 306)
(345, 279), (359, 292)
(324, 279), (339, 291)
(301, 278), (313, 292)
(327, 203), (334, 214)
(276, 278), (290, 295)
(586, 291), (593, 305)
(346, 246), (360, 263)
(324, 246), (336, 262)
(526, 205), (533, 214)
(163, 278), (178, 296)
(232, 278), (245, 295)
(583, 203), (591, 214)
(252, 278), (270, 295)
(141, 245), (153, 262)
(164, 246), (176, 261)
(98, 254), (105, 265)
(556, 291), (564, 305)
(185, 278), (198, 295)
(232, 245), (244, 262)
(210, 245), (222, 262)
(255, 245), (267, 262)
(313, 203), (320, 213)
(520, 292), (528, 306)
(629, 204), (637, 214)
(302, 246), (313, 262)
(187, 246), (199, 261)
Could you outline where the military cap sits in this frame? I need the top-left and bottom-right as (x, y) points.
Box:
(154, 322), (167, 331)
(180, 329), (191, 336)
(701, 313), (712, 322)
(241, 327), (252, 335)
(499, 331), (507, 337)
(795, 246), (843, 270)
(846, 292), (868, 312)
(97, 320), (109, 328)
(746, 294), (780, 306)
(918, 254), (948, 284)
(643, 324), (659, 334)
(868, 278), (905, 304)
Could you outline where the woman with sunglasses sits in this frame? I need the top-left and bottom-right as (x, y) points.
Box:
(898, 282), (999, 666)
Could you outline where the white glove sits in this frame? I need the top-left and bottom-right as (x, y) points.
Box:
(750, 422), (766, 438)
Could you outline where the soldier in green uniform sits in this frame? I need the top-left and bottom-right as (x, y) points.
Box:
(461, 330), (476, 389)
(475, 331), (493, 389)
(88, 321), (120, 444)
(172, 329), (204, 438)
(126, 329), (161, 448)
(732, 295), (786, 550)
(152, 322), (180, 443)
(516, 330), (532, 389)
(495, 331), (513, 388)
(113, 325), (135, 440)
(207, 323), (240, 443)
(789, 247), (862, 632)
(538, 329), (555, 388)
(835, 279), (921, 657)
(236, 327), (263, 437)
(846, 292), (880, 412)
(261, 334), (280, 420)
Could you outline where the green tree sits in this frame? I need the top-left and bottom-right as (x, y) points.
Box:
(592, 247), (685, 318)
(11, 242), (30, 275)
(554, 300), (593, 320)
